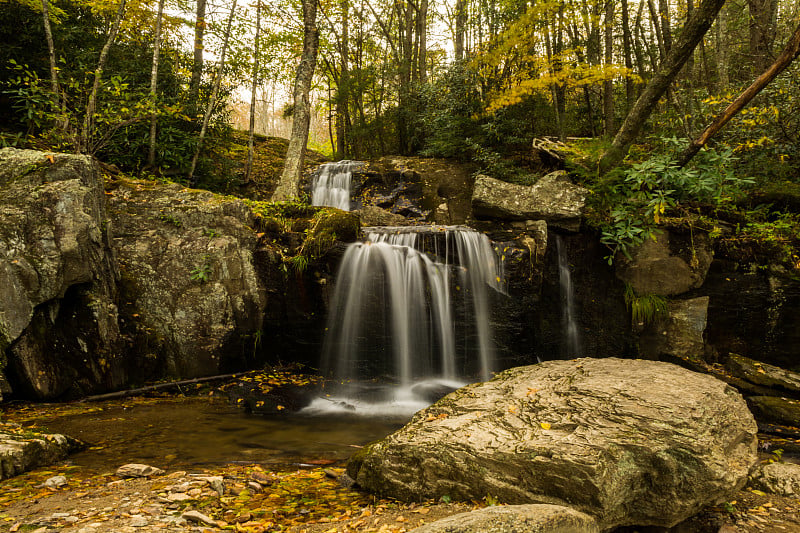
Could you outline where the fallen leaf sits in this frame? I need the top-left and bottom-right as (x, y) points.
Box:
(540, 422), (551, 430)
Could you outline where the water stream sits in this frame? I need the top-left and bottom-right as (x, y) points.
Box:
(310, 226), (504, 415)
(310, 161), (362, 210)
(556, 235), (582, 358)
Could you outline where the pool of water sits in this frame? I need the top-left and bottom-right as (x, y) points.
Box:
(34, 398), (407, 473)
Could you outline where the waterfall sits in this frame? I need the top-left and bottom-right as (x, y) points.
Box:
(556, 235), (582, 358)
(307, 226), (504, 415)
(310, 161), (361, 211)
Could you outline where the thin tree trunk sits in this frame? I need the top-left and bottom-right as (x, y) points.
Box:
(189, 0), (207, 115)
(599, 0), (727, 172)
(40, 0), (60, 100)
(454, 0), (466, 60)
(272, 0), (319, 201)
(80, 0), (127, 154)
(417, 0), (428, 81)
(148, 0), (166, 169)
(245, 1), (262, 183)
(647, 0), (666, 63)
(677, 21), (800, 167)
(621, 0), (635, 110)
(188, 0), (238, 185)
(603, 0), (615, 136)
(716, 4), (729, 88)
(659, 0), (672, 53)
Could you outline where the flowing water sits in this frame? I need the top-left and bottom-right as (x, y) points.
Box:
(311, 226), (504, 415)
(310, 161), (362, 210)
(556, 235), (582, 357)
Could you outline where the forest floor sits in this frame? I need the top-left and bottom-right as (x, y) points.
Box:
(1, 395), (800, 533)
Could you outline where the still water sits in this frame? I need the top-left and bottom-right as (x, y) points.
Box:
(34, 398), (406, 473)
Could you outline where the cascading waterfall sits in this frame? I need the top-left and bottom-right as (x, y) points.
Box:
(556, 235), (582, 358)
(310, 161), (361, 210)
(306, 226), (504, 415)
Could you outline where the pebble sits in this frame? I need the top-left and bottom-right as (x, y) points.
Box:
(129, 515), (149, 527)
(167, 492), (191, 502)
(182, 510), (216, 526)
(44, 476), (68, 489)
(116, 463), (165, 478)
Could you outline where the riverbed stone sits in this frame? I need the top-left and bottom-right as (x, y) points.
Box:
(348, 358), (757, 531)
(116, 463), (165, 478)
(471, 172), (587, 231)
(412, 504), (599, 533)
(0, 430), (82, 480)
(750, 462), (800, 497)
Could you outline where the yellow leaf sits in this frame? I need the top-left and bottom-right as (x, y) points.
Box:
(540, 422), (551, 430)
(276, 405), (285, 410)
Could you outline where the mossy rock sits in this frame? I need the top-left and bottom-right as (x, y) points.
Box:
(301, 209), (360, 259)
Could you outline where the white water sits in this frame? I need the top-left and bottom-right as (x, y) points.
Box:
(556, 235), (582, 357)
(310, 161), (361, 210)
(311, 226), (504, 416)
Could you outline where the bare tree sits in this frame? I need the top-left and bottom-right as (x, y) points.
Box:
(188, 0), (238, 185)
(40, 0), (59, 101)
(272, 0), (320, 201)
(80, 0), (127, 154)
(245, 0), (262, 184)
(148, 0), (166, 169)
(189, 0), (207, 114)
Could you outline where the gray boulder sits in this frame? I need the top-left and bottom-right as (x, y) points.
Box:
(0, 430), (82, 480)
(0, 148), (122, 399)
(615, 230), (713, 296)
(349, 358), (757, 531)
(108, 179), (265, 378)
(749, 462), (800, 497)
(725, 353), (800, 395)
(411, 504), (599, 533)
(471, 172), (587, 231)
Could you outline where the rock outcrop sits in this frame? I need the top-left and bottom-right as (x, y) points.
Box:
(615, 230), (713, 296)
(412, 504), (599, 533)
(0, 429), (83, 479)
(471, 172), (588, 231)
(348, 358), (757, 531)
(107, 180), (265, 378)
(639, 296), (710, 361)
(0, 148), (122, 399)
(750, 462), (800, 497)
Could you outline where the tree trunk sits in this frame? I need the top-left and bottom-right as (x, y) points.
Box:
(454, 0), (466, 61)
(80, 0), (127, 154)
(272, 0), (319, 201)
(598, 0), (727, 172)
(188, 0), (238, 185)
(748, 0), (777, 74)
(189, 0), (207, 114)
(677, 21), (800, 167)
(245, 0), (262, 183)
(621, 0), (635, 110)
(603, 0), (615, 136)
(336, 0), (350, 158)
(716, 4), (729, 88)
(659, 0), (672, 53)
(40, 0), (60, 100)
(148, 0), (165, 169)
(417, 0), (428, 81)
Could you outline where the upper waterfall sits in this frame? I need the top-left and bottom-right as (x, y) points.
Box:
(310, 161), (362, 211)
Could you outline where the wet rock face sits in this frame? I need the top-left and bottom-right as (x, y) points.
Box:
(108, 180), (266, 378)
(0, 148), (122, 399)
(348, 358), (758, 531)
(615, 230), (713, 297)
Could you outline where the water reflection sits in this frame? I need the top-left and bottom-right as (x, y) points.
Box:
(37, 398), (405, 472)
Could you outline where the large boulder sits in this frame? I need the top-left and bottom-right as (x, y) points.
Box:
(348, 358), (757, 531)
(107, 178), (266, 378)
(750, 462), (800, 497)
(0, 148), (122, 399)
(471, 172), (587, 231)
